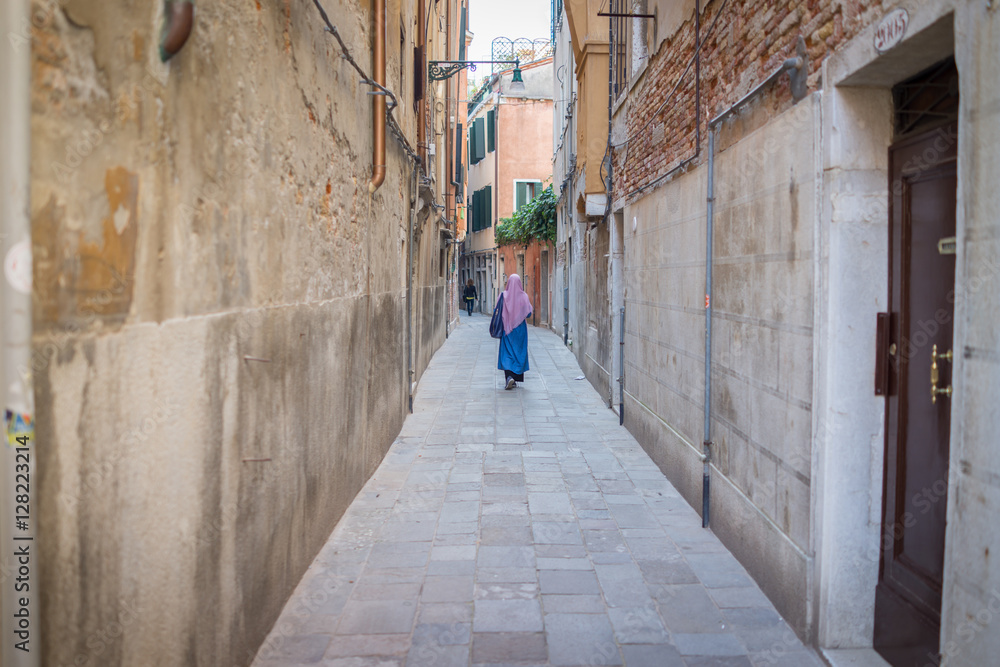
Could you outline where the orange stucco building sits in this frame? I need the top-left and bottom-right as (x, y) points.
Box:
(460, 57), (554, 323)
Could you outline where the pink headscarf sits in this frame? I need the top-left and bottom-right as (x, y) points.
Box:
(500, 274), (532, 335)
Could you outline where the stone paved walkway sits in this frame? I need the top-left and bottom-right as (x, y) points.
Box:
(252, 315), (824, 667)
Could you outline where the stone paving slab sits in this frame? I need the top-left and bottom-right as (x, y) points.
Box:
(252, 315), (824, 667)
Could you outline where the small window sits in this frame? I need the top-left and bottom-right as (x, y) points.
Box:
(399, 23), (406, 99)
(471, 118), (486, 163)
(611, 0), (628, 97)
(470, 186), (493, 232)
(514, 180), (543, 211)
(455, 122), (464, 191)
(487, 109), (496, 153)
(892, 57), (958, 138)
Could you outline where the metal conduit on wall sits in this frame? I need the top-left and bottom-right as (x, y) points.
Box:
(701, 39), (808, 528)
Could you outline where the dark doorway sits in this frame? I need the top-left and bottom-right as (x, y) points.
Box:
(875, 59), (958, 667)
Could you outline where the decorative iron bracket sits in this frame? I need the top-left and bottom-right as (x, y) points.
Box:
(428, 60), (519, 81)
(429, 61), (476, 80)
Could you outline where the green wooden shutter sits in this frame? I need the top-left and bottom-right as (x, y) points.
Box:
(472, 118), (486, 162)
(485, 185), (492, 228)
(455, 123), (463, 186)
(458, 7), (467, 61)
(470, 189), (476, 231)
(472, 189), (479, 231)
(472, 190), (483, 232)
(487, 109), (495, 153)
(516, 182), (528, 210)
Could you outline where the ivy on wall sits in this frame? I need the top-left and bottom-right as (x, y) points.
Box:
(495, 184), (556, 247)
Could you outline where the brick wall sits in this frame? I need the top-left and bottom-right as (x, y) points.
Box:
(613, 0), (891, 199)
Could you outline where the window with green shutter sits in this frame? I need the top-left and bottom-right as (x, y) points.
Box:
(472, 118), (486, 163)
(515, 180), (542, 211)
(487, 109), (495, 153)
(473, 190), (483, 232)
(455, 123), (463, 187)
(470, 189), (476, 231)
(458, 7), (467, 61)
(515, 182), (528, 210)
(472, 189), (480, 231)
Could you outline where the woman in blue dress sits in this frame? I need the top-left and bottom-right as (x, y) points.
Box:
(497, 274), (532, 390)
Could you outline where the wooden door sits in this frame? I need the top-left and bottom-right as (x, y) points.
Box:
(875, 122), (957, 667)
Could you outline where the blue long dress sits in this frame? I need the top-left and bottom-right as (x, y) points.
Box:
(498, 317), (530, 380)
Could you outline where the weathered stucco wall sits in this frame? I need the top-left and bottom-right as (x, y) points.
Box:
(622, 97), (819, 638)
(941, 4), (1000, 665)
(30, 0), (444, 664)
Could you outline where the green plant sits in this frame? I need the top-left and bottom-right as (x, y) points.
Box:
(494, 184), (556, 247)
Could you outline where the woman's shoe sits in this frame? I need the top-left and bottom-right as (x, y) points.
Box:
(505, 377), (515, 390)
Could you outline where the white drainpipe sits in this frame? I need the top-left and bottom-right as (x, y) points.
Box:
(1, 0), (39, 664)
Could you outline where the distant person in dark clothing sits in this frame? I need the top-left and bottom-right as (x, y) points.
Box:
(463, 279), (478, 316)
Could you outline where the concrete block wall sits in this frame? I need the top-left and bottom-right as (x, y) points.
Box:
(29, 0), (444, 664)
(619, 97), (818, 639)
(565, 0), (1000, 659)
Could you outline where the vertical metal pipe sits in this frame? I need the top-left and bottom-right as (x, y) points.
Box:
(619, 306), (625, 425)
(703, 127), (715, 528)
(1, 0), (38, 663)
(369, 0), (387, 192)
(407, 165), (416, 412)
(563, 285), (569, 345)
(493, 86), (500, 296)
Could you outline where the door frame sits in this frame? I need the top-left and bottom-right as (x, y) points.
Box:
(812, 8), (962, 654)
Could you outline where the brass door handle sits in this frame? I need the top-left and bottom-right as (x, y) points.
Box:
(930, 344), (953, 404)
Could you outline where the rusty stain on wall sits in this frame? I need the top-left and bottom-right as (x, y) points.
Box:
(33, 166), (138, 331)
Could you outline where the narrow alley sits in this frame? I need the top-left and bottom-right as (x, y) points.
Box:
(251, 317), (823, 667)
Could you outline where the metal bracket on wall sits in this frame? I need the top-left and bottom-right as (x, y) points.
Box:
(788, 36), (810, 102)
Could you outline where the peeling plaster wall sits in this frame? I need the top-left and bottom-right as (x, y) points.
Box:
(29, 0), (444, 664)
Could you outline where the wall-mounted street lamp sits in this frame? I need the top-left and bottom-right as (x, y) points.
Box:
(428, 59), (526, 93)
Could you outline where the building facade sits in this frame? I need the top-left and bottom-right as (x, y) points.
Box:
(552, 0), (579, 345)
(1, 0), (469, 664)
(560, 1), (999, 665)
(461, 58), (555, 317)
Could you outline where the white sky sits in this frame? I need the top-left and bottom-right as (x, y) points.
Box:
(465, 0), (552, 86)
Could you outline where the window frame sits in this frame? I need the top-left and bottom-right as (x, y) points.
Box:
(513, 179), (543, 212)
